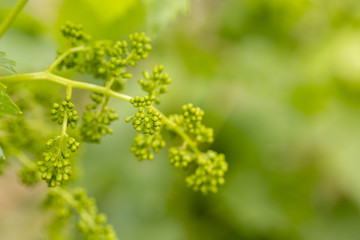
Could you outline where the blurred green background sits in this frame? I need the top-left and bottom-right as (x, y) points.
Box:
(2, 0), (360, 239)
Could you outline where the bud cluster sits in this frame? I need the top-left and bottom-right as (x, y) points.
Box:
(128, 32), (152, 65)
(80, 93), (119, 143)
(83, 40), (112, 79)
(50, 97), (79, 128)
(170, 104), (214, 144)
(166, 104), (227, 194)
(58, 22), (89, 69)
(66, 137), (80, 152)
(84, 41), (133, 86)
(185, 150), (228, 194)
(181, 103), (204, 134)
(57, 22), (152, 90)
(168, 147), (195, 168)
(139, 65), (171, 102)
(126, 96), (162, 135)
(37, 135), (79, 187)
(130, 134), (166, 161)
(60, 21), (89, 46)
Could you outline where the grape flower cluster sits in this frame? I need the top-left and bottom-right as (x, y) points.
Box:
(178, 103), (214, 143)
(37, 97), (80, 187)
(126, 96), (162, 135)
(130, 133), (166, 161)
(186, 150), (227, 194)
(60, 21), (89, 46)
(57, 21), (89, 69)
(138, 65), (171, 103)
(57, 24), (152, 92)
(0, 21), (229, 240)
(80, 92), (119, 143)
(168, 146), (195, 168)
(50, 96), (79, 128)
(167, 104), (226, 194)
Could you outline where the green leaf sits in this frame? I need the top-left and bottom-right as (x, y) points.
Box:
(0, 51), (16, 74)
(0, 82), (22, 116)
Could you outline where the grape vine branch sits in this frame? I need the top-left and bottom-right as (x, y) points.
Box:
(0, 2), (228, 238)
(0, 68), (200, 154)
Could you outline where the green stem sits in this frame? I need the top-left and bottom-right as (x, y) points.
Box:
(0, 72), (131, 101)
(103, 77), (116, 105)
(66, 84), (72, 99)
(0, 72), (128, 102)
(105, 77), (116, 90)
(0, 71), (201, 156)
(47, 46), (90, 73)
(61, 85), (72, 137)
(0, 0), (29, 38)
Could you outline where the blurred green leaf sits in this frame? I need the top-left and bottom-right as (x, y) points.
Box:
(0, 82), (21, 116)
(0, 51), (16, 74)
